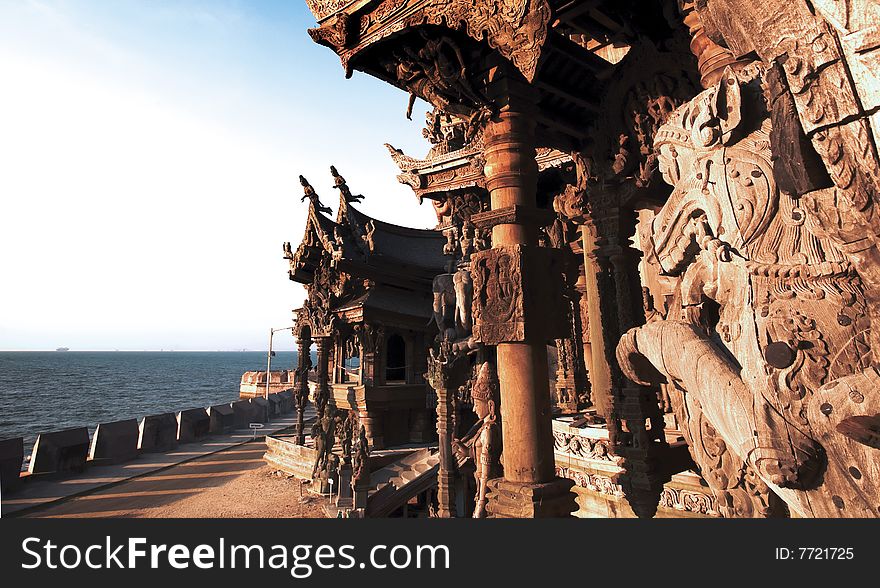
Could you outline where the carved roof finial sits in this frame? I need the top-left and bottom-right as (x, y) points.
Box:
(300, 174), (332, 214)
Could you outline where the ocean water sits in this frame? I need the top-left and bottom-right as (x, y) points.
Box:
(0, 351), (298, 457)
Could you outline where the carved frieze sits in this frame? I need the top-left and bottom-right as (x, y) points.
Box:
(555, 466), (623, 498)
(553, 430), (615, 463)
(659, 487), (720, 517)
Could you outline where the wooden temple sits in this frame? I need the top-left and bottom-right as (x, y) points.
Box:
(284, 169), (446, 450)
(279, 0), (880, 518)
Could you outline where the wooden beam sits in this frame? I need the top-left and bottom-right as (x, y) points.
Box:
(535, 112), (586, 145)
(536, 80), (599, 113)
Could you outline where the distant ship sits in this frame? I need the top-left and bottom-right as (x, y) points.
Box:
(55, 347), (70, 352)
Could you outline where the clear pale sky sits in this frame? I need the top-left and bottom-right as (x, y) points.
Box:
(0, 0), (436, 351)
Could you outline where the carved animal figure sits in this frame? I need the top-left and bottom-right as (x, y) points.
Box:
(431, 273), (457, 340)
(617, 66), (879, 518)
(452, 269), (472, 336)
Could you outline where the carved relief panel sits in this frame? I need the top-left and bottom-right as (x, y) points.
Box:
(471, 245), (576, 345)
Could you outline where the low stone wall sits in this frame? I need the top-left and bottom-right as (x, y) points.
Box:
(264, 435), (317, 480)
(29, 427), (90, 475)
(177, 408), (210, 443)
(267, 393), (282, 416)
(4, 387), (291, 493)
(138, 414), (178, 453)
(208, 404), (235, 434)
(249, 398), (269, 423)
(230, 400), (254, 429)
(0, 437), (24, 492)
(277, 390), (295, 413)
(89, 419), (139, 464)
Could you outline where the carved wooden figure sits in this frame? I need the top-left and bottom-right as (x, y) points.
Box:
(452, 362), (501, 518)
(617, 65), (879, 518)
(300, 175), (332, 214)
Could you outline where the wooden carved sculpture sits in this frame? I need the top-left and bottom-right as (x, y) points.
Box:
(616, 65), (879, 518)
(338, 410), (356, 466)
(351, 425), (370, 487)
(311, 407), (337, 480)
(452, 362), (501, 518)
(431, 273), (457, 341)
(300, 175), (332, 214)
(330, 165), (365, 204)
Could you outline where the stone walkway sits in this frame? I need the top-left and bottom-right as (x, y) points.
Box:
(2, 408), (315, 517)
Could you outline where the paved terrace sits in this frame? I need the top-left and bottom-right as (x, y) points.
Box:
(2, 408), (316, 518)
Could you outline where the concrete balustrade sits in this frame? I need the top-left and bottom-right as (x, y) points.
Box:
(89, 419), (139, 465)
(208, 404), (235, 434)
(0, 437), (24, 492)
(29, 427), (90, 475)
(177, 408), (210, 443)
(138, 413), (178, 453)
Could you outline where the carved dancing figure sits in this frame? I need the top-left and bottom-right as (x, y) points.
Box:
(363, 220), (376, 253)
(300, 175), (332, 214)
(330, 165), (364, 203)
(311, 419), (327, 479)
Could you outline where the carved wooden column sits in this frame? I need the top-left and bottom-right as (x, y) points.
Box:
(553, 337), (578, 414)
(294, 331), (312, 445)
(357, 410), (384, 450)
(314, 336), (331, 419)
(426, 353), (456, 518)
(574, 269), (592, 406)
(580, 224), (614, 418)
(471, 70), (576, 517)
(581, 188), (669, 518)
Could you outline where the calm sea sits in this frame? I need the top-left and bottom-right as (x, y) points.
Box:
(0, 351), (298, 457)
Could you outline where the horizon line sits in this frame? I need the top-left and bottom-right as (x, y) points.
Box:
(0, 349), (300, 353)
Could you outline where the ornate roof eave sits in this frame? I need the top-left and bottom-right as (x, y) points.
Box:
(387, 140), (572, 200)
(386, 140), (486, 201)
(288, 202), (341, 283)
(306, 0), (554, 83)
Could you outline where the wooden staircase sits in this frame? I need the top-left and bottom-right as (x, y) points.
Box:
(366, 447), (440, 517)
